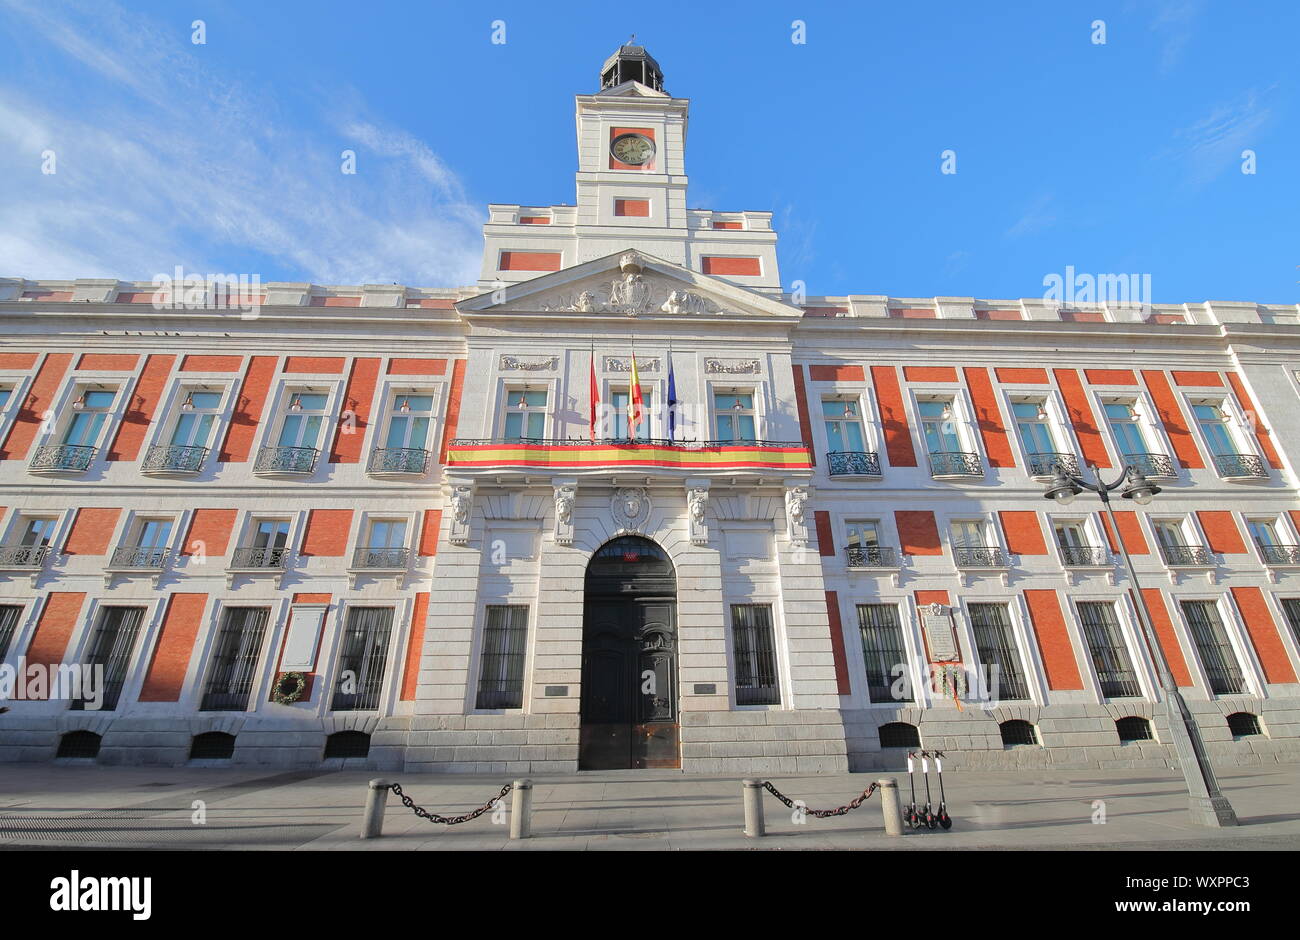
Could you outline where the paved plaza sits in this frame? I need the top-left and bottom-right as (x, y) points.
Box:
(1, 760), (1298, 851)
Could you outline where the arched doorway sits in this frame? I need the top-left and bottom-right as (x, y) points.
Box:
(579, 536), (680, 769)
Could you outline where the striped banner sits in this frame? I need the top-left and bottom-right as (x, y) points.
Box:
(447, 441), (812, 470)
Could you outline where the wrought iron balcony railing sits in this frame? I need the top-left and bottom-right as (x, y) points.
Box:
(1122, 452), (1176, 478)
(141, 443), (207, 473)
(845, 546), (898, 568)
(1159, 545), (1213, 567)
(953, 547), (1008, 567)
(230, 546), (289, 569)
(367, 447), (430, 474)
(109, 546), (167, 569)
(1059, 546), (1111, 567)
(253, 445), (318, 474)
(0, 545), (50, 568)
(351, 547), (410, 569)
(30, 443), (96, 472)
(928, 451), (983, 477)
(1027, 452), (1080, 477)
(1259, 544), (1300, 566)
(1213, 453), (1268, 479)
(827, 451), (882, 476)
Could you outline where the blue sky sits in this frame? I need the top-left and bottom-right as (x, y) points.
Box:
(1, 0), (1295, 303)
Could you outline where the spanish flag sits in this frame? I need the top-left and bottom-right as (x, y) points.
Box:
(628, 352), (643, 441)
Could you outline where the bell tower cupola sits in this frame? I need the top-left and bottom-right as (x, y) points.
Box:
(600, 40), (665, 93)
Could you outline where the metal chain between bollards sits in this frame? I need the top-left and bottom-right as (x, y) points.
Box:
(761, 780), (879, 817)
(387, 781), (512, 825)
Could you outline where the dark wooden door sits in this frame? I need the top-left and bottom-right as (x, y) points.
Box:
(579, 595), (679, 769)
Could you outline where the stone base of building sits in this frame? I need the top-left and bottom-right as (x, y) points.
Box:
(2, 698), (1297, 772)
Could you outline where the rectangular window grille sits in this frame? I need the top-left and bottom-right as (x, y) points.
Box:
(1282, 598), (1300, 648)
(0, 604), (21, 660)
(475, 605), (529, 709)
(1076, 601), (1141, 697)
(968, 603), (1029, 700)
(857, 604), (910, 703)
(331, 606), (394, 711)
(200, 607), (271, 711)
(1180, 600), (1247, 695)
(72, 606), (146, 711)
(732, 603), (781, 705)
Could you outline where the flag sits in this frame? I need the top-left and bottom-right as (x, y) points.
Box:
(628, 352), (643, 440)
(588, 349), (599, 441)
(667, 357), (678, 440)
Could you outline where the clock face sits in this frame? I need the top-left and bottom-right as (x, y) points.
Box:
(610, 133), (655, 166)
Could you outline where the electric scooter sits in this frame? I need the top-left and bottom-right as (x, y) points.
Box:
(905, 751), (923, 829)
(933, 749), (952, 830)
(920, 750), (938, 829)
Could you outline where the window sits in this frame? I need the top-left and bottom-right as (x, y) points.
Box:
(714, 391), (756, 443)
(610, 387), (654, 440)
(1247, 519), (1299, 565)
(878, 722), (920, 748)
(857, 604), (910, 703)
(475, 605), (529, 709)
(1116, 716), (1153, 742)
(324, 730), (371, 758)
(1154, 519), (1209, 566)
(56, 730), (102, 759)
(62, 389), (116, 447)
(1, 516), (57, 567)
(0, 386), (13, 412)
(919, 399), (961, 453)
(951, 520), (1003, 566)
(1013, 399), (1071, 476)
(968, 603), (1029, 700)
(1282, 598), (1300, 647)
(0, 604), (22, 659)
(200, 607), (271, 711)
(1226, 712), (1262, 738)
(331, 607), (394, 711)
(189, 732), (236, 760)
(823, 397), (866, 452)
(1054, 520), (1106, 566)
(113, 518), (173, 568)
(503, 388), (547, 440)
(255, 391), (326, 472)
(1193, 402), (1266, 478)
(234, 519), (291, 568)
(356, 519), (409, 568)
(1077, 601), (1141, 697)
(1180, 600), (1246, 695)
(846, 520), (881, 548)
(72, 605), (146, 711)
(1104, 400), (1172, 476)
(999, 719), (1038, 746)
(146, 388), (222, 471)
(845, 520), (893, 566)
(372, 392), (435, 473)
(731, 603), (780, 705)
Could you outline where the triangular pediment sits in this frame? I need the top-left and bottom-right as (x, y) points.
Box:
(457, 250), (800, 321)
(595, 79), (670, 99)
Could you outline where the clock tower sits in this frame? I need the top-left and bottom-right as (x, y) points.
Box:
(478, 44), (782, 293)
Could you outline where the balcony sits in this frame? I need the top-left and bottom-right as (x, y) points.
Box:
(1027, 452), (1080, 478)
(0, 545), (50, 568)
(1122, 453), (1176, 478)
(1159, 545), (1213, 567)
(29, 443), (95, 472)
(109, 546), (167, 569)
(141, 443), (207, 474)
(254, 445), (318, 475)
(230, 546), (289, 569)
(1059, 546), (1111, 567)
(827, 451), (881, 477)
(845, 546), (897, 568)
(953, 547), (1008, 567)
(1213, 453), (1268, 480)
(1258, 544), (1300, 566)
(367, 447), (430, 476)
(446, 437), (813, 478)
(351, 546), (410, 569)
(928, 451), (983, 478)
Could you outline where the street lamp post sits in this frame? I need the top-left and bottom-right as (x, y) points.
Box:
(1044, 461), (1238, 827)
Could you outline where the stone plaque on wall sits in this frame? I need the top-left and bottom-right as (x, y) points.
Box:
(920, 604), (960, 662)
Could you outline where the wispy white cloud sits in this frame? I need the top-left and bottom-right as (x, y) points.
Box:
(1146, 0), (1206, 72)
(1005, 194), (1056, 240)
(1167, 86), (1275, 185)
(0, 0), (482, 286)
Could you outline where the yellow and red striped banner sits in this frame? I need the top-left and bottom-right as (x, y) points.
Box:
(447, 441), (812, 471)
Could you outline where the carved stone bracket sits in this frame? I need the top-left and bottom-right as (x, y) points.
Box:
(448, 484), (474, 544)
(785, 485), (809, 546)
(685, 481), (710, 546)
(553, 481), (576, 546)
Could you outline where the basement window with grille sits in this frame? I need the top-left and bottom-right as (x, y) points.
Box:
(877, 722), (921, 748)
(56, 730), (102, 759)
(999, 719), (1039, 747)
(189, 732), (236, 760)
(324, 730), (371, 759)
(1115, 716), (1154, 742)
(1226, 712), (1262, 738)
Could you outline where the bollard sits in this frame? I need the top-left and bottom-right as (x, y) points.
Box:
(742, 779), (766, 837)
(877, 777), (904, 837)
(509, 779), (533, 840)
(361, 778), (391, 839)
